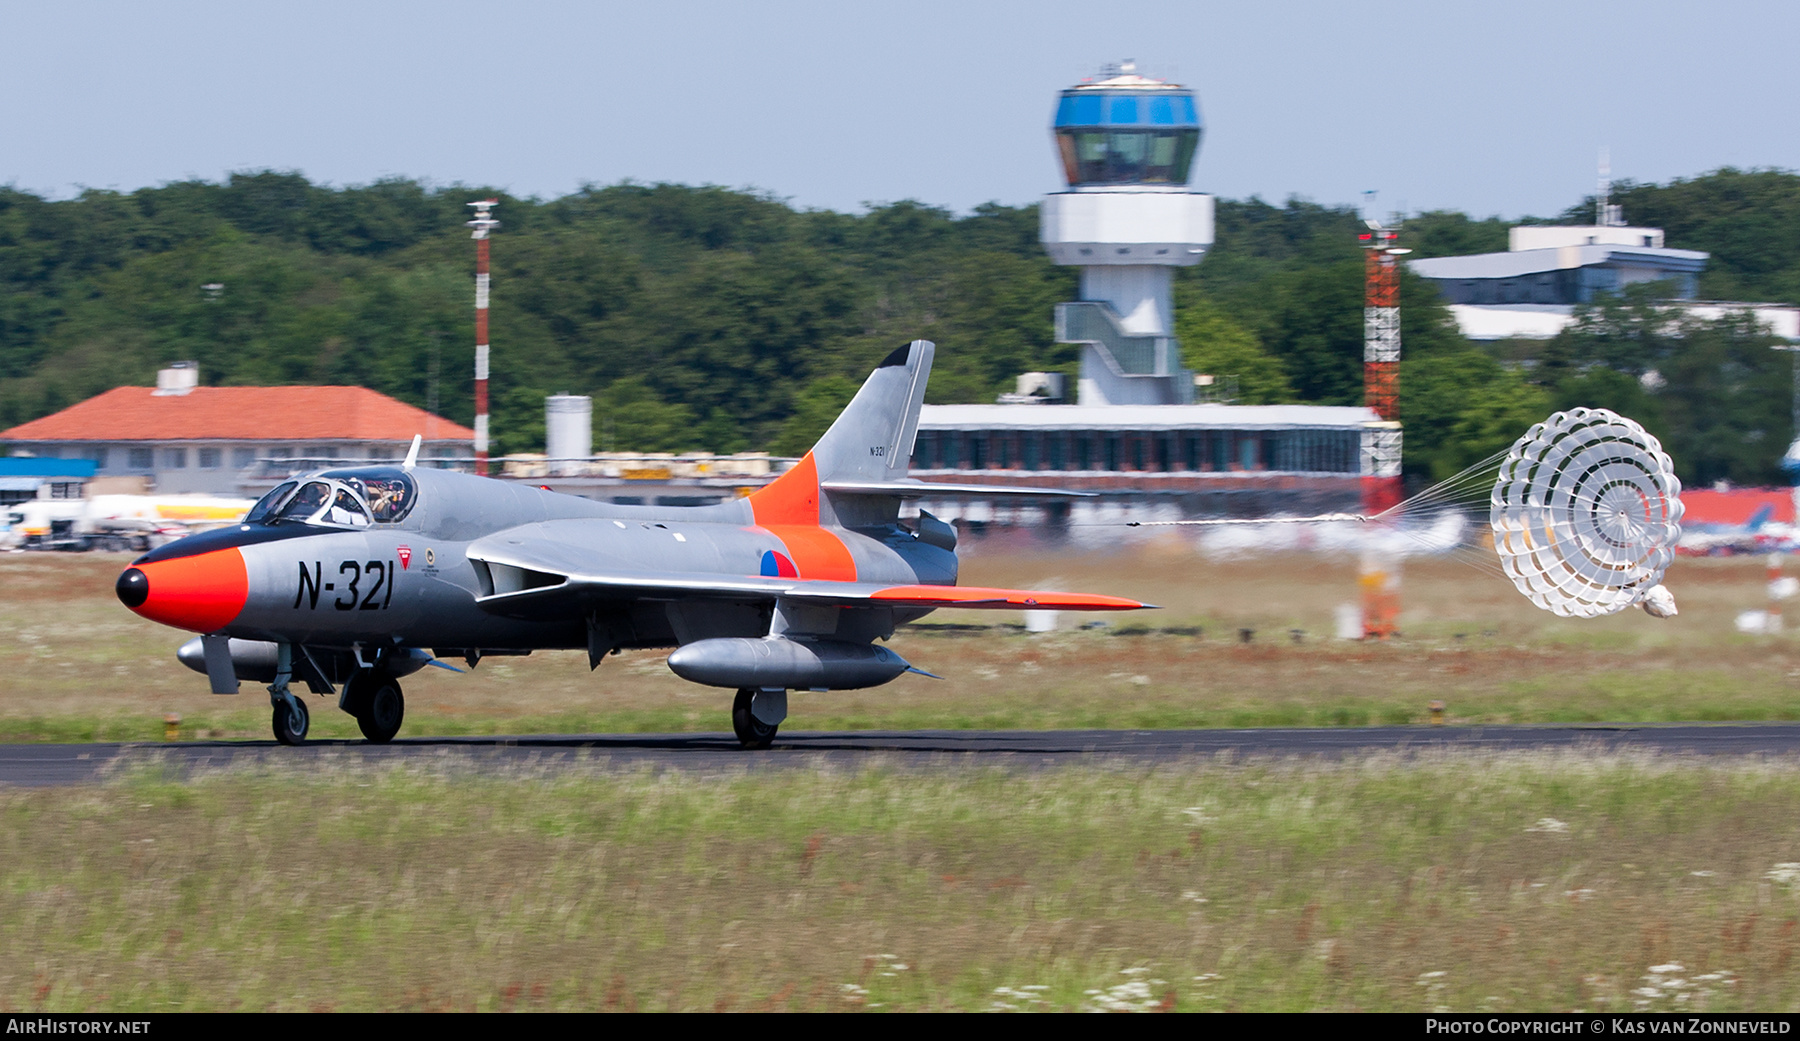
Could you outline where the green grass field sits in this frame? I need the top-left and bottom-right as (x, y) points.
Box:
(5, 754), (1800, 1012)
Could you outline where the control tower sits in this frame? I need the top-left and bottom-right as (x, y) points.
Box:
(1041, 61), (1214, 405)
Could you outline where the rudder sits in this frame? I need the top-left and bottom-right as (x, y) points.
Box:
(809, 339), (933, 484)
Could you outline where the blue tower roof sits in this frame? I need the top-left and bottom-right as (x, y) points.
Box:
(1054, 92), (1200, 129)
(1053, 63), (1203, 188)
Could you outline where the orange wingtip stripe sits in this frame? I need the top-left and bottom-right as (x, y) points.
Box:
(870, 585), (1147, 610)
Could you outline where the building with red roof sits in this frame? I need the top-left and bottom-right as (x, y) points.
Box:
(1, 363), (474, 495)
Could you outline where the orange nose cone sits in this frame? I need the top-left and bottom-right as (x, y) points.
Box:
(118, 549), (249, 632)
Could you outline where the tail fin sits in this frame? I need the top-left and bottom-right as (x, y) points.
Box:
(749, 340), (933, 527)
(811, 340), (933, 483)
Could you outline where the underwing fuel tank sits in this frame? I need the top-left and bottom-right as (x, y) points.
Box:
(176, 637), (431, 683)
(666, 637), (915, 691)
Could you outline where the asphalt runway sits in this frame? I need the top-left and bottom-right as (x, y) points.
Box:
(7, 724), (1800, 786)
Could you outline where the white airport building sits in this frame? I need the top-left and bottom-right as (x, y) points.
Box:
(1410, 224), (1800, 343)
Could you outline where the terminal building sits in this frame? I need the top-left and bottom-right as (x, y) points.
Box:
(913, 62), (1378, 526)
(0, 363), (475, 496)
(910, 402), (1372, 525)
(1409, 221), (1800, 343)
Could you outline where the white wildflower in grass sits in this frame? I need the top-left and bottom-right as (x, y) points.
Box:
(1631, 964), (1734, 1012)
(990, 985), (1051, 1012)
(1765, 863), (1800, 886)
(1691, 870), (1717, 877)
(866, 953), (908, 978)
(1180, 806), (1216, 824)
(1080, 970), (1168, 1012)
(1417, 970), (1450, 1013)
(1526, 817), (1570, 833)
(1180, 890), (1208, 903)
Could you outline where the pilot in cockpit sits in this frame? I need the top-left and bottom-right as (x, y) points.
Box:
(327, 488), (372, 527)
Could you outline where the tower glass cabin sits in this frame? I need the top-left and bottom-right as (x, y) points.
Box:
(1053, 79), (1203, 188)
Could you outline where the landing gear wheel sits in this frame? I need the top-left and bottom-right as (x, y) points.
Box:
(272, 697), (309, 745)
(732, 687), (778, 750)
(356, 678), (405, 744)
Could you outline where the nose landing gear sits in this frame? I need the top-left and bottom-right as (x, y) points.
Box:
(267, 642), (310, 745)
(271, 693), (309, 745)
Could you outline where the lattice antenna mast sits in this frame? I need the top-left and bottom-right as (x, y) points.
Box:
(1359, 216), (1408, 514)
(466, 199), (500, 476)
(1358, 203), (1410, 639)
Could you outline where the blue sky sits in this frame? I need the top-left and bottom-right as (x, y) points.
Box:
(4, 1), (1795, 220)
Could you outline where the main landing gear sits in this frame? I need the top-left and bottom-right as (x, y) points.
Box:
(732, 687), (782, 750)
(343, 672), (405, 744)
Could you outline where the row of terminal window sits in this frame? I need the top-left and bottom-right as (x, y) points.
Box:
(61, 446), (404, 472)
(910, 430), (1361, 474)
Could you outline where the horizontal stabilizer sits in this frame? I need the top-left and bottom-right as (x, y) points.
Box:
(822, 479), (1094, 499)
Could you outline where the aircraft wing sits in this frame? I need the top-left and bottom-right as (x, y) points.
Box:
(466, 542), (1148, 616)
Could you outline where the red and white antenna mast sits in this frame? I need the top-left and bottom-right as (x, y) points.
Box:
(1359, 212), (1409, 638)
(467, 199), (500, 477)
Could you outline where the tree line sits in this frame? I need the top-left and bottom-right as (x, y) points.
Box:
(1, 168), (1795, 485)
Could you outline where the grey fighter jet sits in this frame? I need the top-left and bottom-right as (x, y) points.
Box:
(115, 342), (1147, 747)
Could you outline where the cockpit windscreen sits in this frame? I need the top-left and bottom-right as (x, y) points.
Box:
(250, 469), (418, 528)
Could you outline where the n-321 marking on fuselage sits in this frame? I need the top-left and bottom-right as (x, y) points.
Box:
(295, 560), (396, 611)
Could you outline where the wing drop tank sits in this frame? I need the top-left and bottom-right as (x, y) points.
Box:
(666, 637), (916, 690)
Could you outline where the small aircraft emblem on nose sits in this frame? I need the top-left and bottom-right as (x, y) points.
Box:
(397, 546), (412, 570)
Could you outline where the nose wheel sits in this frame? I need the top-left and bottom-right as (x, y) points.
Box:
(272, 695), (309, 745)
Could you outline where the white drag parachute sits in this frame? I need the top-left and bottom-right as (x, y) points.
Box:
(1490, 408), (1684, 618)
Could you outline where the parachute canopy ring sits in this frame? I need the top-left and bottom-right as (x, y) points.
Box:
(1490, 408), (1683, 618)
